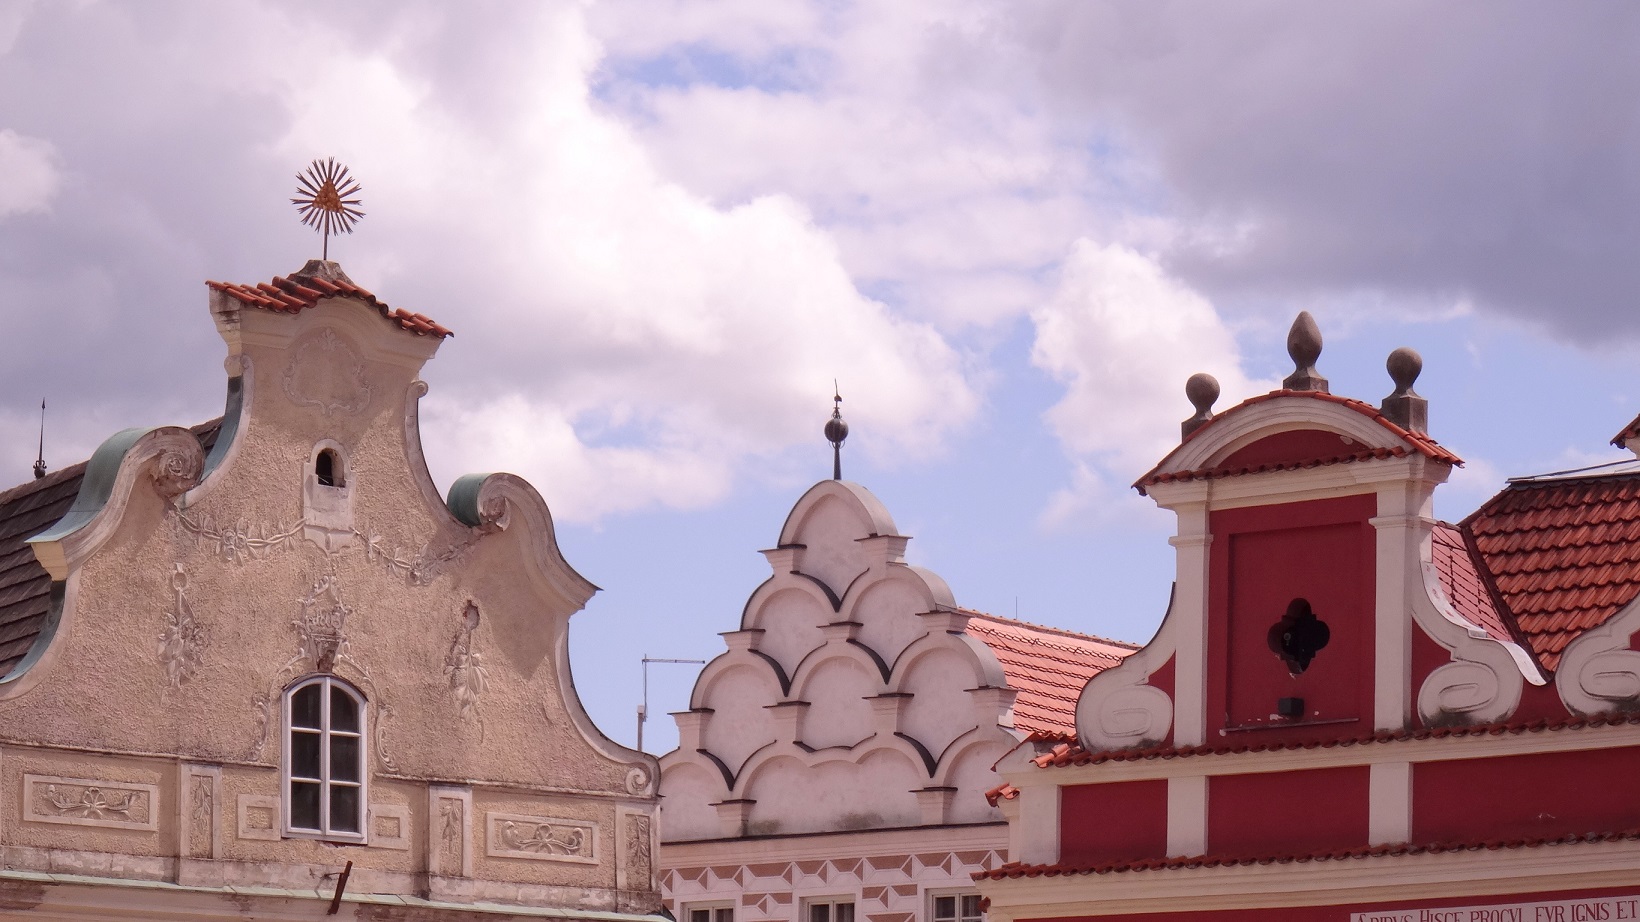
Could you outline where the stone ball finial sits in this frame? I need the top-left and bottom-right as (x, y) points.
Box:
(1380, 346), (1429, 434)
(1386, 346), (1422, 397)
(1182, 372), (1220, 439)
(1282, 311), (1329, 392)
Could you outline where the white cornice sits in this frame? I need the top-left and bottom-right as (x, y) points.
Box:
(660, 822), (1007, 866)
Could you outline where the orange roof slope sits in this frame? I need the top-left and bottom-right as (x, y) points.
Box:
(964, 612), (1137, 736)
(1430, 521), (1520, 651)
(207, 273), (452, 338)
(1462, 465), (1640, 671)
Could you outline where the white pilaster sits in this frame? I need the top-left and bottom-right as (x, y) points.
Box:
(1166, 774), (1208, 857)
(1368, 760), (1412, 845)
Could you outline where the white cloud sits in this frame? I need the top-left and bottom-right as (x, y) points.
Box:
(258, 5), (975, 522)
(1030, 241), (1273, 512)
(0, 129), (58, 217)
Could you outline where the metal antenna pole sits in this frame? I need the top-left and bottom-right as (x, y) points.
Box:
(638, 656), (706, 753)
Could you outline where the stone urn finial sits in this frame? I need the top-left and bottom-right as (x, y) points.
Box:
(1182, 373), (1220, 439)
(1380, 346), (1428, 433)
(1282, 311), (1328, 393)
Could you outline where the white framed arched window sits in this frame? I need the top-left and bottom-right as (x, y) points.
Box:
(283, 675), (367, 841)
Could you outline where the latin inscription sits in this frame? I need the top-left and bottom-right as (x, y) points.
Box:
(1354, 896), (1640, 922)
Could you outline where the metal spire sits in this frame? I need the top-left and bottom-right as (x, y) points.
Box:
(32, 400), (45, 480)
(824, 383), (849, 481)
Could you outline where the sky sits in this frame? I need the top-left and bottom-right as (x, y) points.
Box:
(3, 1), (1640, 756)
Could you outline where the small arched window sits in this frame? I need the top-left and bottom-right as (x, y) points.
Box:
(283, 676), (367, 840)
(315, 448), (342, 488)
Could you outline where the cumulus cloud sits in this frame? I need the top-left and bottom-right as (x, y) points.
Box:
(0, 2), (974, 520)
(1031, 242), (1274, 520)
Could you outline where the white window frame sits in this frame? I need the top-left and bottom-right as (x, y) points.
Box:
(801, 896), (856, 922)
(928, 890), (984, 922)
(684, 902), (735, 922)
(281, 674), (368, 842)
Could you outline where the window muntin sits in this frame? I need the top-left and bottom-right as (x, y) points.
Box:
(932, 893), (983, 922)
(687, 905), (734, 922)
(805, 899), (854, 922)
(284, 676), (366, 839)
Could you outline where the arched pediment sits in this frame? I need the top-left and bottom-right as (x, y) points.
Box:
(778, 480), (900, 547)
(1146, 394), (1421, 486)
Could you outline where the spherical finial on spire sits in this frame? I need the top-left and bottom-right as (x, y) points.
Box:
(1386, 346), (1422, 397)
(1181, 372), (1220, 439)
(825, 387), (849, 480)
(1282, 311), (1329, 392)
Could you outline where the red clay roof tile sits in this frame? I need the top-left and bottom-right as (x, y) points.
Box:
(1027, 710), (1640, 769)
(1135, 390), (1463, 493)
(1461, 470), (1640, 671)
(974, 828), (1640, 880)
(962, 612), (1138, 737)
(207, 274), (453, 338)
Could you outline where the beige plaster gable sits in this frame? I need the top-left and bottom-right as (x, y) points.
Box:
(2, 274), (658, 912)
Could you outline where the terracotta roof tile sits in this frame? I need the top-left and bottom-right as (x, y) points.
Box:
(1136, 390), (1462, 493)
(1461, 470), (1640, 671)
(0, 420), (222, 679)
(963, 612), (1138, 737)
(975, 827), (1640, 879)
(1028, 710), (1640, 769)
(1429, 522), (1523, 653)
(206, 273), (453, 338)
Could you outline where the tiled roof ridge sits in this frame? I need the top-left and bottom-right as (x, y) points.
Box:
(1030, 710), (1640, 769)
(206, 273), (453, 338)
(1448, 518), (1538, 665)
(1137, 388), (1463, 492)
(962, 609), (1141, 651)
(974, 827), (1640, 880)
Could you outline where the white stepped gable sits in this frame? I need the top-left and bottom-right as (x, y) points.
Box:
(661, 480), (1021, 841)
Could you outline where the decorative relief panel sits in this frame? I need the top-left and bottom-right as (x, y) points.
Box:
(158, 564), (208, 690)
(428, 785), (472, 878)
(617, 806), (654, 891)
(370, 803), (411, 851)
(236, 794), (280, 841)
(282, 328), (372, 417)
(486, 812), (598, 864)
(181, 764), (221, 859)
(24, 775), (158, 832)
(445, 601), (489, 727)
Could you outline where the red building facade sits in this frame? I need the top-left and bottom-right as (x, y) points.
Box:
(982, 315), (1640, 920)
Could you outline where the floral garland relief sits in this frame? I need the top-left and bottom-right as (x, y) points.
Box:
(445, 601), (489, 733)
(157, 564), (208, 690)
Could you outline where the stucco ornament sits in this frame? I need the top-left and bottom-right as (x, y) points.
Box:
(294, 573), (352, 673)
(499, 821), (587, 856)
(1555, 592), (1640, 716)
(624, 766), (651, 796)
(157, 564), (208, 689)
(174, 508), (303, 564)
(42, 785), (140, 820)
(444, 601), (489, 726)
(281, 328), (372, 416)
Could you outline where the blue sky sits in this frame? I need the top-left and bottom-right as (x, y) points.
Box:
(2, 2), (1638, 755)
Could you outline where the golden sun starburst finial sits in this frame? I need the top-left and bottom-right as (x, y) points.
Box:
(291, 158), (364, 260)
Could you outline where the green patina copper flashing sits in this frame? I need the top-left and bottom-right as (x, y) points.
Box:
(0, 581), (62, 685)
(201, 374), (243, 478)
(28, 427), (161, 545)
(447, 473), (497, 527)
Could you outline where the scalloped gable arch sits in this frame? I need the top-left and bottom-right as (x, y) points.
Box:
(1148, 394), (1423, 482)
(889, 630), (1010, 695)
(778, 480), (900, 547)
